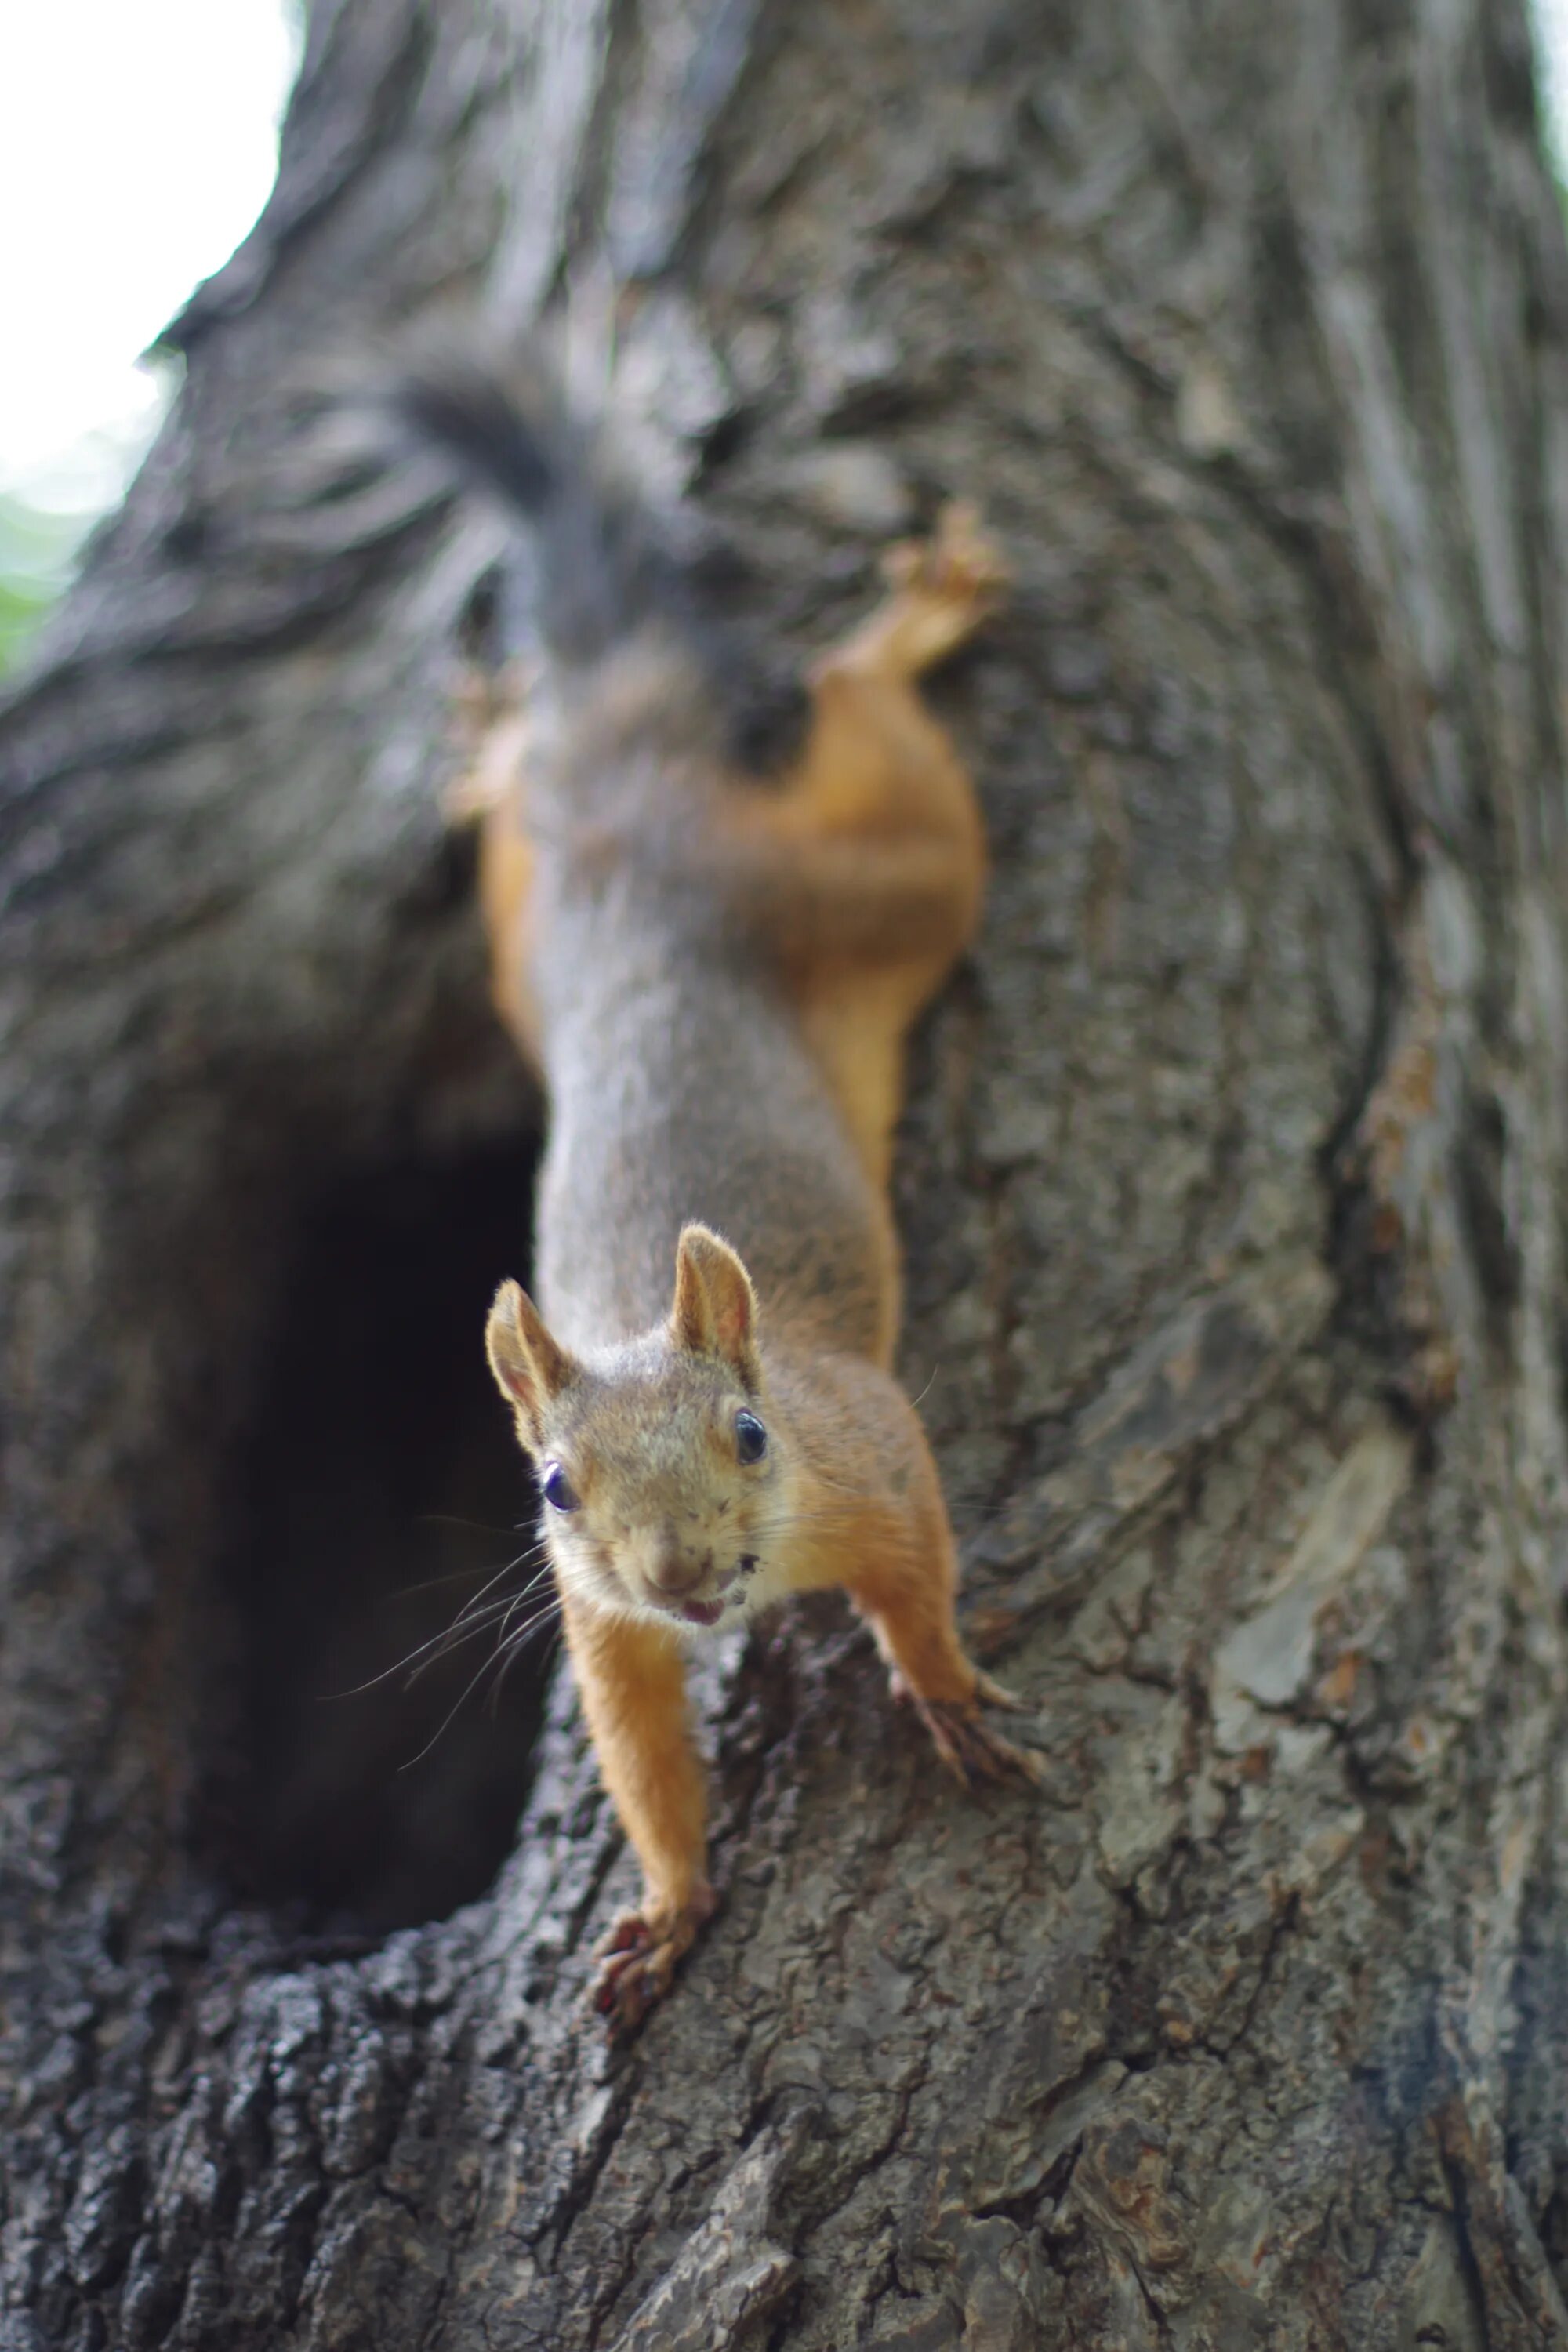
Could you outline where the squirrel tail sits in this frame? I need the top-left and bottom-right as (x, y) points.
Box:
(389, 354), (808, 768)
(390, 356), (703, 669)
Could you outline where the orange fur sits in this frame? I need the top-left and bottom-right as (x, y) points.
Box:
(563, 1597), (710, 1913)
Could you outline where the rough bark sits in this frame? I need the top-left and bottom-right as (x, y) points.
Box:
(5, 0), (1568, 2344)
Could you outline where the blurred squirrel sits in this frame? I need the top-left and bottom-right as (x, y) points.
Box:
(400, 357), (1035, 2027)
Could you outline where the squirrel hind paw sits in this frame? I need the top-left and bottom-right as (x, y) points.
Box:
(880, 503), (1010, 615)
(912, 1695), (1047, 1791)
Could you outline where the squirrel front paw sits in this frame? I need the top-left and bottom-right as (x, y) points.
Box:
(593, 1882), (717, 2032)
(892, 1671), (1046, 1790)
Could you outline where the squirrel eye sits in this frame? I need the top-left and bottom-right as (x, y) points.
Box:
(734, 1410), (768, 1466)
(542, 1463), (579, 1512)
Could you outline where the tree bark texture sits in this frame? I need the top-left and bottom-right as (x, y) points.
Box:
(5, 0), (1568, 2344)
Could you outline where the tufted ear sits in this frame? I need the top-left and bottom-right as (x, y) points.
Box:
(485, 1279), (576, 1451)
(670, 1224), (761, 1389)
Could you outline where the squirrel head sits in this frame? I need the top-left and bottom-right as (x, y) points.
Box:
(485, 1224), (791, 1631)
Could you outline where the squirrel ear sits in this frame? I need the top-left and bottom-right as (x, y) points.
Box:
(485, 1279), (575, 1450)
(671, 1224), (761, 1388)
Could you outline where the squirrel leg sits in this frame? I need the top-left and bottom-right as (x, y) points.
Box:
(474, 794), (543, 1066)
(707, 504), (1001, 1015)
(760, 506), (1003, 850)
(448, 678), (543, 1064)
(789, 1359), (1042, 1786)
(848, 1526), (1044, 1790)
(714, 524), (999, 1184)
(561, 1596), (715, 2031)
(818, 502), (1008, 686)
(618, 503), (1004, 996)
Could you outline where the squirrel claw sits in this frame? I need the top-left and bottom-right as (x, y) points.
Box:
(973, 1669), (1025, 1712)
(592, 1886), (716, 2032)
(913, 1695), (1048, 1790)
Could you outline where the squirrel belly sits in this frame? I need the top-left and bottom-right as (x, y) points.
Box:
(408, 363), (1032, 2029)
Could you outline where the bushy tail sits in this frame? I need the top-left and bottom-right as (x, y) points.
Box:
(389, 356), (695, 667)
(390, 353), (808, 766)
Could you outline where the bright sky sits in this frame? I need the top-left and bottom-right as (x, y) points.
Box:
(1541, 0), (1568, 175)
(0, 0), (297, 506)
(0, 1), (1563, 517)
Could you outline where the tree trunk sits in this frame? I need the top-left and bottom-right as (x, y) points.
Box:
(5, 0), (1568, 2344)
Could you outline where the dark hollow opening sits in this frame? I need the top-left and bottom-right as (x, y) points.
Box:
(201, 1132), (552, 1933)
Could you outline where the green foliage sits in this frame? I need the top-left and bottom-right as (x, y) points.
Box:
(0, 492), (93, 676)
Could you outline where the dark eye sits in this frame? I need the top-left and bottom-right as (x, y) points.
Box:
(542, 1463), (579, 1512)
(735, 1410), (768, 1465)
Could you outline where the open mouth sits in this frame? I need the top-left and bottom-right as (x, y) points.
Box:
(665, 1555), (761, 1628)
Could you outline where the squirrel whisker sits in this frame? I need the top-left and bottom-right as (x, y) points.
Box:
(336, 1552), (557, 1699)
(447, 1552), (554, 1629)
(395, 1594), (565, 1766)
(398, 1597), (543, 1691)
(397, 1639), (532, 1771)
(488, 1603), (567, 1714)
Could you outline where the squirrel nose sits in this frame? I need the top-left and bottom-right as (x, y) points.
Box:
(646, 1544), (705, 1596)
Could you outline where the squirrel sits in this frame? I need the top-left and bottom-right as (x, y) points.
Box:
(399, 358), (1037, 2028)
